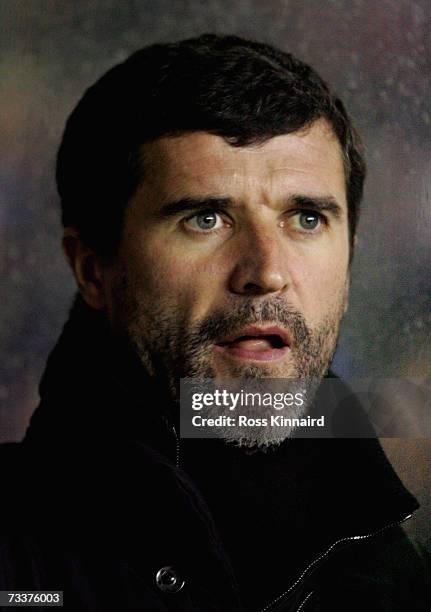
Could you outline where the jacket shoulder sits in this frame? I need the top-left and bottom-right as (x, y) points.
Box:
(0, 442), (33, 526)
(0, 442), (24, 483)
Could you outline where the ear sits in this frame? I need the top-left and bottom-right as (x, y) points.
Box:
(62, 228), (107, 311)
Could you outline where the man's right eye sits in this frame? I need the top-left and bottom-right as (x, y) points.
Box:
(183, 211), (225, 233)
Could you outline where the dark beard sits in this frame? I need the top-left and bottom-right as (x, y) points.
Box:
(110, 268), (345, 448)
(111, 267), (343, 395)
(179, 297), (337, 379)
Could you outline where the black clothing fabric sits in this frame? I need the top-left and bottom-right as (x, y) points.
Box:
(0, 296), (430, 611)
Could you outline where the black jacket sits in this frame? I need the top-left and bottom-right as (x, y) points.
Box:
(0, 297), (429, 611)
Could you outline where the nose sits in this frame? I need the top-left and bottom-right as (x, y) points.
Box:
(228, 226), (291, 296)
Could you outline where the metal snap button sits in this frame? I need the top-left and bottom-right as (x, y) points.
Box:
(155, 566), (185, 593)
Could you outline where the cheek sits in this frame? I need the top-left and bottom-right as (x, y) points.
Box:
(292, 243), (349, 323)
(123, 237), (223, 318)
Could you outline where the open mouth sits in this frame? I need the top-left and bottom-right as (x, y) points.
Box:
(214, 326), (291, 362)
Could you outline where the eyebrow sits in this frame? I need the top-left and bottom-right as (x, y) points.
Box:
(288, 195), (343, 219)
(157, 194), (343, 219)
(157, 197), (233, 217)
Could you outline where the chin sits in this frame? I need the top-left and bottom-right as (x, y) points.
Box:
(211, 356), (298, 380)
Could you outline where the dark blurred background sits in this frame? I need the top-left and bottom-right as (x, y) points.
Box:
(1, 0), (430, 545)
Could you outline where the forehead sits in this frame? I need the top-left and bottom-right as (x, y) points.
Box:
(139, 119), (347, 206)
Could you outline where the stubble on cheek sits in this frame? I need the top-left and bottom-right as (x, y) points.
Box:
(109, 264), (183, 382)
(109, 255), (348, 399)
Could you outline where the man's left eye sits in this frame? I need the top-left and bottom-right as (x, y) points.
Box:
(184, 211), (224, 232)
(295, 211), (322, 231)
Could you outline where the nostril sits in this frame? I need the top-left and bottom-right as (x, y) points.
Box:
(242, 282), (267, 295)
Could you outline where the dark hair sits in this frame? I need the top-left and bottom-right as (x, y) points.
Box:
(57, 34), (366, 259)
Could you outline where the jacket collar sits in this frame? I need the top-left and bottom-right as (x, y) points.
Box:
(24, 293), (177, 458)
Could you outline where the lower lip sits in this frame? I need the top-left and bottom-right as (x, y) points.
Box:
(214, 344), (290, 362)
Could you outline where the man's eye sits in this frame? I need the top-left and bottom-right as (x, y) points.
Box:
(294, 211), (323, 231)
(184, 211), (224, 232)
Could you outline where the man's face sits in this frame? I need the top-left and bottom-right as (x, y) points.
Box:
(104, 119), (350, 397)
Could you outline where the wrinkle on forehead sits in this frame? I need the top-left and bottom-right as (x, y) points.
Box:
(134, 119), (347, 210)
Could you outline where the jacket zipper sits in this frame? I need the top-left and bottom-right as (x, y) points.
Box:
(259, 512), (413, 612)
(172, 424), (180, 468)
(295, 590), (314, 611)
